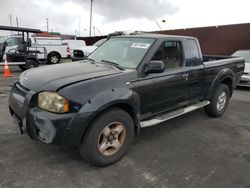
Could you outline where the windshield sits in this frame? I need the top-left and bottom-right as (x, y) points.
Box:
(232, 50), (250, 63)
(0, 36), (8, 43)
(88, 37), (155, 69)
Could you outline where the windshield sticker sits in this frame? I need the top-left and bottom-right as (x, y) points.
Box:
(131, 43), (150, 49)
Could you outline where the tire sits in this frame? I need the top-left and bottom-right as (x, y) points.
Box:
(19, 60), (38, 71)
(204, 84), (230, 117)
(48, 53), (60, 64)
(79, 108), (134, 167)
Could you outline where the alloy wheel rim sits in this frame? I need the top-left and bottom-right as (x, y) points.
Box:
(217, 91), (227, 111)
(98, 122), (126, 156)
(51, 56), (58, 63)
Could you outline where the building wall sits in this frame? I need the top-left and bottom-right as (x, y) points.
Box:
(156, 23), (250, 55)
(35, 32), (76, 39)
(77, 23), (250, 55)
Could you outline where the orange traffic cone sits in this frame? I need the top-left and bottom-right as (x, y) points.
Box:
(3, 53), (11, 77)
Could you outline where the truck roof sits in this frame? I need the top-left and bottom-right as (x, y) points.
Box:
(118, 33), (197, 40)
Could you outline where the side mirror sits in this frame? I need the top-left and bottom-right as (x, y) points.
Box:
(145, 60), (165, 74)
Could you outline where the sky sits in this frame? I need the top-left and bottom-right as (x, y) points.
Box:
(0, 0), (250, 36)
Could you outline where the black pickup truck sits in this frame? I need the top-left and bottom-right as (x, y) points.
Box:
(9, 34), (245, 166)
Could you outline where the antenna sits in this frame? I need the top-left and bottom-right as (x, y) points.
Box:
(96, 27), (103, 35)
(155, 20), (162, 31)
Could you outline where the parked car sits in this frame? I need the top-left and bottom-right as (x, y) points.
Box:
(9, 34), (245, 167)
(72, 38), (106, 61)
(0, 35), (69, 64)
(232, 50), (250, 86)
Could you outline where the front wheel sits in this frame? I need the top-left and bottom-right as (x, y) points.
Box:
(79, 108), (134, 167)
(204, 84), (230, 117)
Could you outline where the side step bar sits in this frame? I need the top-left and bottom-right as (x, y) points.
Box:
(140, 100), (210, 128)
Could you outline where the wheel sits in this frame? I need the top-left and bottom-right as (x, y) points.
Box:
(79, 108), (134, 167)
(48, 53), (60, 64)
(204, 84), (230, 117)
(25, 60), (38, 70)
(19, 60), (38, 71)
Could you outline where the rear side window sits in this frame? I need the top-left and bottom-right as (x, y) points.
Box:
(185, 39), (201, 66)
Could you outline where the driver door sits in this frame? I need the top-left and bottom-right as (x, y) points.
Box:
(139, 41), (191, 117)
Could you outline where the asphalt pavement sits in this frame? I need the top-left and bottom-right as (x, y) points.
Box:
(0, 66), (250, 188)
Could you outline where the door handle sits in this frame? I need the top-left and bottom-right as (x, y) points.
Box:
(182, 73), (189, 80)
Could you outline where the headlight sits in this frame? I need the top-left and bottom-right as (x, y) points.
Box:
(38, 92), (69, 113)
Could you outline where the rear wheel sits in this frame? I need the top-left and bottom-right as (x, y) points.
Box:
(48, 53), (61, 64)
(204, 84), (230, 117)
(79, 108), (134, 167)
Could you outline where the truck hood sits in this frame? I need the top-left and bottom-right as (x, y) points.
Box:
(19, 61), (121, 92)
(244, 63), (250, 73)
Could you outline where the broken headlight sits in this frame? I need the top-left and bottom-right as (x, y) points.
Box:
(38, 92), (69, 113)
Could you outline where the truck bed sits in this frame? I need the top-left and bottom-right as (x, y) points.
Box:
(203, 55), (232, 62)
(202, 56), (245, 93)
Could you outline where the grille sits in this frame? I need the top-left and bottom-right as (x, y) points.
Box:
(12, 82), (29, 103)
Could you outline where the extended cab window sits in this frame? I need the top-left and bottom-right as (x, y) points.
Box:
(152, 41), (183, 69)
(185, 39), (201, 66)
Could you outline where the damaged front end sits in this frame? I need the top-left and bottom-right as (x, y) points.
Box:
(9, 82), (76, 144)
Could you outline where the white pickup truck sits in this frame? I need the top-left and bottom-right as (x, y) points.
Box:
(72, 38), (106, 61)
(0, 35), (69, 64)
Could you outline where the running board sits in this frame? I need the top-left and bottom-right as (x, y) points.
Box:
(140, 101), (210, 128)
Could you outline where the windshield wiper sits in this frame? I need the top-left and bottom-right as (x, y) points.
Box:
(100, 59), (124, 70)
(84, 57), (95, 63)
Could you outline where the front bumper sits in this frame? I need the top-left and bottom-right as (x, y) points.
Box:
(238, 74), (250, 87)
(9, 82), (92, 146)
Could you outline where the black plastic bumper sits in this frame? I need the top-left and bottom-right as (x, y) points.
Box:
(9, 83), (92, 146)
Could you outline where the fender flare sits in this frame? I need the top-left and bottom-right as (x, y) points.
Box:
(206, 68), (234, 99)
(79, 88), (140, 127)
(67, 88), (141, 145)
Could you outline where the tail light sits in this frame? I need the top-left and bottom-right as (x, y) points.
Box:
(67, 47), (70, 53)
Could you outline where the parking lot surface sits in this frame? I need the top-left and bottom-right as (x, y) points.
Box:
(0, 67), (250, 188)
